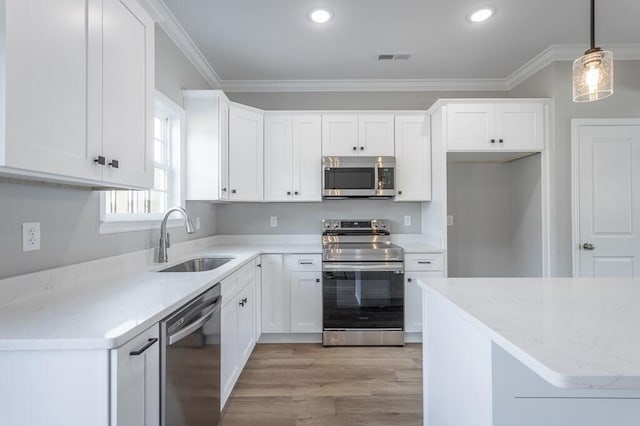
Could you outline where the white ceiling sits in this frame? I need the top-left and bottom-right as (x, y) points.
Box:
(157, 0), (639, 90)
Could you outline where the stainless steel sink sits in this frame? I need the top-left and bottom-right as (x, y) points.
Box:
(158, 257), (234, 272)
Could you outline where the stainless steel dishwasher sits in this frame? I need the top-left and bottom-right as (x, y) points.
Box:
(161, 283), (221, 426)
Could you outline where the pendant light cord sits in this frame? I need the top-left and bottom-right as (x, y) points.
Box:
(590, 0), (595, 49)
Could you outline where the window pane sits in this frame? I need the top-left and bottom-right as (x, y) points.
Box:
(149, 190), (166, 214)
(154, 168), (166, 191)
(154, 141), (164, 163)
(154, 117), (164, 140)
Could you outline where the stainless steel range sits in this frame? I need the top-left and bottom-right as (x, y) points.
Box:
(321, 219), (405, 346)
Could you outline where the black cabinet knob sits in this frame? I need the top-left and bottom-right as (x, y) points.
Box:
(398, 191), (402, 195)
(490, 139), (496, 144)
(94, 156), (106, 165)
(353, 146), (357, 151)
(294, 191), (299, 195)
(222, 188), (227, 192)
(108, 159), (119, 168)
(360, 146), (364, 150)
(316, 278), (320, 283)
(287, 191), (291, 195)
(232, 189), (237, 194)
(499, 139), (504, 144)
(408, 278), (412, 282)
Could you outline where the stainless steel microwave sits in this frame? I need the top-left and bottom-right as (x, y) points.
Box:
(322, 156), (396, 199)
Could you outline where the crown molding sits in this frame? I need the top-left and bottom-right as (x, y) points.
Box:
(140, 1), (640, 94)
(141, 0), (221, 88)
(219, 78), (509, 93)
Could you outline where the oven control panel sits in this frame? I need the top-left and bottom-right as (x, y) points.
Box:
(322, 219), (390, 232)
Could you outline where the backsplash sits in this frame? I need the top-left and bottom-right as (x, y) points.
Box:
(215, 200), (422, 234)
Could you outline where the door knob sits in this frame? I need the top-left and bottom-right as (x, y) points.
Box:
(582, 242), (596, 251)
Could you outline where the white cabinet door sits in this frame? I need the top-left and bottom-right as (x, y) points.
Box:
(261, 255), (289, 333)
(405, 272), (444, 333)
(110, 324), (159, 426)
(290, 271), (323, 333)
(359, 114), (395, 156)
(229, 104), (264, 200)
(322, 114), (359, 156)
(264, 114), (294, 201)
(100, 0), (154, 188)
(395, 115), (431, 201)
(496, 103), (544, 151)
(221, 301), (239, 409)
(184, 91), (230, 201)
(237, 280), (256, 367)
(446, 104), (495, 151)
(3, 0), (101, 181)
(292, 114), (322, 201)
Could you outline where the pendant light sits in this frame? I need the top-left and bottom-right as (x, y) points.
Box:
(572, 0), (613, 102)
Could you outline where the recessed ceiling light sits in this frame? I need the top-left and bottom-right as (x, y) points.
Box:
(309, 8), (332, 24)
(467, 7), (496, 23)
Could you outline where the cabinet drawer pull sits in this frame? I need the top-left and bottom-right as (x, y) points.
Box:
(417, 261), (432, 264)
(94, 156), (106, 165)
(108, 159), (119, 168)
(299, 260), (314, 265)
(130, 338), (158, 356)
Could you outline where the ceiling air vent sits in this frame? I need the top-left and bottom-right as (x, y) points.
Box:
(377, 53), (413, 61)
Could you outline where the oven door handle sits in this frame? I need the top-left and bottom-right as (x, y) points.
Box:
(322, 262), (404, 273)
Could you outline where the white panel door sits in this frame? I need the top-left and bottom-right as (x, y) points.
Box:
(446, 104), (495, 151)
(322, 114), (358, 156)
(394, 115), (431, 201)
(219, 99), (230, 200)
(290, 272), (323, 333)
(577, 125), (640, 277)
(496, 103), (544, 151)
(260, 255), (289, 333)
(264, 114), (293, 201)
(4, 0), (100, 180)
(221, 302), (239, 409)
(405, 272), (443, 333)
(101, 0), (154, 188)
(292, 114), (322, 201)
(359, 114), (395, 156)
(237, 281), (256, 367)
(110, 325), (159, 426)
(229, 105), (264, 200)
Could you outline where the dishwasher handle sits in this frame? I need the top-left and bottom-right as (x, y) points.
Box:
(168, 301), (220, 346)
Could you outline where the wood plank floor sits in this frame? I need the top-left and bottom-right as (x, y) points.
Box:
(220, 343), (422, 426)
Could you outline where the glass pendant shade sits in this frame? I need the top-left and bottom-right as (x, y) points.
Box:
(573, 49), (614, 102)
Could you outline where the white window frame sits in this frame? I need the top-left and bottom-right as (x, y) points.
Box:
(99, 90), (186, 234)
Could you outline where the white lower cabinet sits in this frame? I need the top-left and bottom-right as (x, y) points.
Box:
(110, 324), (160, 426)
(221, 269), (257, 409)
(260, 254), (289, 333)
(405, 253), (445, 335)
(289, 271), (323, 333)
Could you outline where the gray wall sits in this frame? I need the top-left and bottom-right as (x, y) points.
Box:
(447, 154), (542, 277)
(216, 200), (422, 235)
(510, 60), (640, 276)
(0, 27), (215, 279)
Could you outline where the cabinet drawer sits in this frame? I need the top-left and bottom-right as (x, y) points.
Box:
(222, 261), (256, 305)
(405, 253), (444, 271)
(287, 254), (322, 271)
(236, 261), (256, 287)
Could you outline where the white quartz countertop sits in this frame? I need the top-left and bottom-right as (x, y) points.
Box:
(420, 277), (640, 389)
(0, 242), (321, 351)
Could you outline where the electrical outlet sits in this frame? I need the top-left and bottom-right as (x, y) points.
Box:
(270, 216), (278, 227)
(22, 222), (41, 252)
(404, 215), (412, 226)
(195, 217), (201, 231)
(447, 215), (454, 227)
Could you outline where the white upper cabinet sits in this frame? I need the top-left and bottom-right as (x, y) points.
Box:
(0, 0), (154, 189)
(446, 102), (544, 152)
(358, 114), (395, 156)
(265, 113), (322, 202)
(229, 103), (264, 201)
(184, 90), (230, 201)
(99, 0), (155, 188)
(322, 113), (395, 156)
(394, 114), (431, 202)
(322, 114), (359, 156)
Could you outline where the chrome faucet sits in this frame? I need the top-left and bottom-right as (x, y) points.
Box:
(157, 207), (196, 263)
